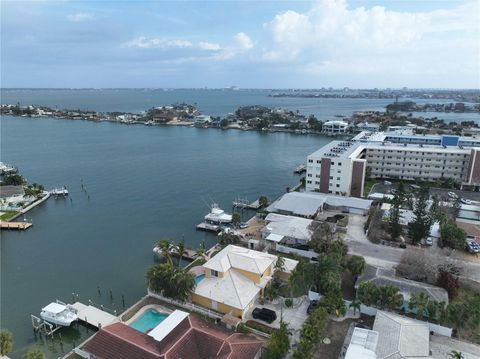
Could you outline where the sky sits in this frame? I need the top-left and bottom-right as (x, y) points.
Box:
(1, 0), (479, 89)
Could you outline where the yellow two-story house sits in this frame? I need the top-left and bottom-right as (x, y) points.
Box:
(191, 244), (297, 319)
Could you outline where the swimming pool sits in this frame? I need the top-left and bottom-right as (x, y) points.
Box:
(195, 274), (205, 284)
(130, 309), (169, 333)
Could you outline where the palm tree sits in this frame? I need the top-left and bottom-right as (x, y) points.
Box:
(146, 263), (195, 302)
(274, 255), (286, 280)
(24, 350), (46, 359)
(175, 240), (188, 266)
(346, 255), (366, 278)
(448, 350), (464, 359)
(195, 242), (208, 260)
(0, 330), (13, 356)
(349, 299), (361, 315)
(156, 239), (174, 265)
(426, 300), (440, 320)
(357, 282), (379, 307)
(378, 285), (404, 311)
(409, 292), (430, 319)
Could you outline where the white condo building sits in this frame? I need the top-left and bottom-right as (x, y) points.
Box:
(306, 130), (480, 197)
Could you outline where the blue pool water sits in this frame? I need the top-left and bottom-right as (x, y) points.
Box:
(130, 309), (169, 333)
(195, 274), (205, 284)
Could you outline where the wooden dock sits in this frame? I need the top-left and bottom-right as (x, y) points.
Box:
(70, 302), (117, 329)
(196, 222), (221, 232)
(232, 198), (262, 210)
(0, 220), (32, 230)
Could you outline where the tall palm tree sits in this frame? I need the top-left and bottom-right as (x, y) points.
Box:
(146, 263), (195, 302)
(349, 299), (361, 315)
(379, 286), (404, 311)
(409, 292), (430, 319)
(157, 239), (174, 265)
(274, 255), (286, 279)
(195, 242), (207, 260)
(357, 282), (379, 307)
(175, 240), (188, 266)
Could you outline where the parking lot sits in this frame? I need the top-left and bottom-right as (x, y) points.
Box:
(369, 181), (480, 203)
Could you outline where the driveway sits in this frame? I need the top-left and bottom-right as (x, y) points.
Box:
(345, 214), (404, 269)
(244, 296), (310, 342)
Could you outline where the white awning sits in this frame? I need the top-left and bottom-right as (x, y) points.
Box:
(266, 233), (284, 242)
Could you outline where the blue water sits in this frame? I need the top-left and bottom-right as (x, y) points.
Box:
(130, 309), (169, 333)
(195, 274), (205, 284)
(0, 89), (476, 358)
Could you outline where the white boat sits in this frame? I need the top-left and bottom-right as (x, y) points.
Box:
(204, 203), (232, 224)
(40, 302), (78, 326)
(50, 187), (68, 196)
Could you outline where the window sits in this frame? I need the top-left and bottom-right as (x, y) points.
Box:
(337, 177), (340, 180)
(330, 176), (333, 179)
(307, 180), (312, 184)
(211, 270), (219, 277)
(336, 184), (340, 188)
(308, 159), (313, 163)
(331, 162), (335, 165)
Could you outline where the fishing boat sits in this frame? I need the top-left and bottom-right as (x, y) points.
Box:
(204, 203), (232, 224)
(40, 301), (77, 326)
(50, 186), (68, 196)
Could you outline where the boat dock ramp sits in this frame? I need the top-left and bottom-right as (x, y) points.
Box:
(0, 220), (32, 230)
(232, 197), (262, 210)
(70, 301), (117, 328)
(196, 222), (221, 232)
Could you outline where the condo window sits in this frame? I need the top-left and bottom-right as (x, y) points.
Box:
(211, 270), (219, 277)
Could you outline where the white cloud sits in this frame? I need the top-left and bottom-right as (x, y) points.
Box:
(234, 32), (253, 50)
(198, 42), (221, 51)
(125, 37), (193, 49)
(66, 12), (95, 22)
(261, 0), (480, 86)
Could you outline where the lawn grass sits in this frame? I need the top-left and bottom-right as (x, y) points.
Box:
(0, 210), (20, 221)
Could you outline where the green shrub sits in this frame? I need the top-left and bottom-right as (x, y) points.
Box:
(284, 298), (293, 308)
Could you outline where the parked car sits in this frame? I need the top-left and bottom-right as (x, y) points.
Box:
(425, 237), (433, 246)
(252, 307), (277, 323)
(307, 300), (318, 314)
(461, 198), (472, 205)
(448, 191), (459, 199)
(466, 241), (480, 254)
(239, 223), (249, 229)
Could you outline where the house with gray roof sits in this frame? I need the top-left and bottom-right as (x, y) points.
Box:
(373, 311), (430, 359)
(356, 266), (449, 314)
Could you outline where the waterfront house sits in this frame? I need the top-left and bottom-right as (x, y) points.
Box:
(192, 245), (297, 318)
(322, 120), (349, 135)
(262, 213), (317, 249)
(82, 310), (263, 359)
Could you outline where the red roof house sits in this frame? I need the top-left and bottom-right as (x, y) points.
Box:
(83, 312), (263, 359)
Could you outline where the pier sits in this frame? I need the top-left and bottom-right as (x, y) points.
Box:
(232, 197), (262, 210)
(0, 220), (32, 230)
(70, 302), (117, 329)
(196, 222), (221, 232)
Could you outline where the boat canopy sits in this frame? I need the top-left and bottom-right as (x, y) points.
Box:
(42, 302), (66, 314)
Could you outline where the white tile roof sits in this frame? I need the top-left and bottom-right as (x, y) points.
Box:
(194, 269), (262, 310)
(373, 311), (430, 359)
(203, 245), (276, 275)
(264, 213), (314, 242)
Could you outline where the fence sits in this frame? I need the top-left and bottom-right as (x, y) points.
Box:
(148, 290), (223, 320)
